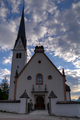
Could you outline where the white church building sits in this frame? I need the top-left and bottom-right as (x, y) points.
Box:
(8, 6), (71, 110)
(0, 6), (80, 117)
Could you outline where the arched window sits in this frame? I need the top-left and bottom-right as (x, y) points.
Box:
(19, 53), (21, 58)
(36, 74), (43, 85)
(16, 53), (22, 58)
(16, 53), (18, 58)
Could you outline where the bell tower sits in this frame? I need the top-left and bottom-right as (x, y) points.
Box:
(9, 6), (27, 100)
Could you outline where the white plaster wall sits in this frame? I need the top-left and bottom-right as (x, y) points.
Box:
(0, 98), (28, 114)
(66, 92), (70, 101)
(20, 98), (26, 114)
(51, 98), (80, 118)
(9, 38), (26, 100)
(16, 53), (65, 108)
(0, 103), (20, 113)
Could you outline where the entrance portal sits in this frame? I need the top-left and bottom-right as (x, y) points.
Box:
(35, 96), (45, 109)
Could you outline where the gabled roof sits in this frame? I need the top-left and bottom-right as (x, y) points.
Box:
(17, 54), (63, 79)
(14, 6), (26, 50)
(48, 91), (57, 98)
(18, 53), (36, 78)
(43, 53), (63, 76)
(20, 90), (29, 98)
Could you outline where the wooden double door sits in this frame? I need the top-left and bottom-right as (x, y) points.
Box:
(35, 96), (45, 109)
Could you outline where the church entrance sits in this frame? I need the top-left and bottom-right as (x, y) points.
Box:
(35, 96), (45, 110)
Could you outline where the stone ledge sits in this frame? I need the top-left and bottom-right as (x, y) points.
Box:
(31, 91), (48, 93)
(0, 100), (20, 103)
(56, 101), (80, 104)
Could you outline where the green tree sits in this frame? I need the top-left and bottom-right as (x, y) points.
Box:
(1, 77), (9, 92)
(0, 77), (9, 100)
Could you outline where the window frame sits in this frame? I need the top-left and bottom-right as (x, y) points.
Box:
(16, 53), (22, 58)
(48, 75), (52, 80)
(36, 73), (43, 85)
(16, 53), (18, 58)
(27, 76), (32, 80)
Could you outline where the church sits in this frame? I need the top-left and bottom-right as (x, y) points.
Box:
(9, 6), (71, 110)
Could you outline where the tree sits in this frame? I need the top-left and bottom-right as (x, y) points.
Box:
(0, 77), (9, 100)
(1, 77), (9, 92)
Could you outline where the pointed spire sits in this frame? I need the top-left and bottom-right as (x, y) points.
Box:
(62, 68), (66, 77)
(14, 5), (26, 50)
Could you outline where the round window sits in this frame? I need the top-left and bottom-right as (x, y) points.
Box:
(27, 76), (31, 80)
(38, 60), (41, 63)
(48, 75), (52, 80)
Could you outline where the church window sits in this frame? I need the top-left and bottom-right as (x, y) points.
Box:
(38, 60), (41, 63)
(36, 74), (43, 85)
(27, 76), (31, 80)
(16, 53), (18, 58)
(16, 53), (22, 58)
(19, 53), (22, 58)
(48, 75), (52, 80)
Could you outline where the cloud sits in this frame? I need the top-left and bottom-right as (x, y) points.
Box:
(58, 66), (63, 70)
(0, 0), (9, 21)
(58, 66), (80, 100)
(3, 53), (12, 64)
(0, 68), (10, 81)
(27, 48), (32, 62)
(72, 1), (80, 14)
(0, 21), (16, 50)
(0, 16), (23, 50)
(7, 0), (22, 13)
(1, 0), (80, 67)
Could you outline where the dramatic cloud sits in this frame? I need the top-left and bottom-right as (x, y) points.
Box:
(0, 68), (10, 81)
(59, 66), (80, 100)
(0, 17), (22, 50)
(0, 0), (9, 21)
(27, 48), (32, 62)
(7, 0), (22, 13)
(3, 53), (12, 64)
(1, 0), (80, 65)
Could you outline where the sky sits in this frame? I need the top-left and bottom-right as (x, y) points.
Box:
(0, 0), (80, 100)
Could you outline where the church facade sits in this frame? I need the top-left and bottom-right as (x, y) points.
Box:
(9, 7), (71, 110)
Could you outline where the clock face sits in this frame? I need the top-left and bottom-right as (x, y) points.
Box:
(17, 45), (22, 48)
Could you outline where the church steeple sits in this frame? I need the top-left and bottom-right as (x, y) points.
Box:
(9, 5), (27, 100)
(14, 6), (26, 50)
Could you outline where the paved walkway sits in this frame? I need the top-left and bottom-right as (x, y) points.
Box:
(0, 110), (79, 120)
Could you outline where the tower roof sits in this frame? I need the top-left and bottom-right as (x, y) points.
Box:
(14, 6), (26, 50)
(48, 91), (57, 98)
(20, 90), (29, 98)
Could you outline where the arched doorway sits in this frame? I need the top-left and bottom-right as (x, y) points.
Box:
(35, 96), (45, 110)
